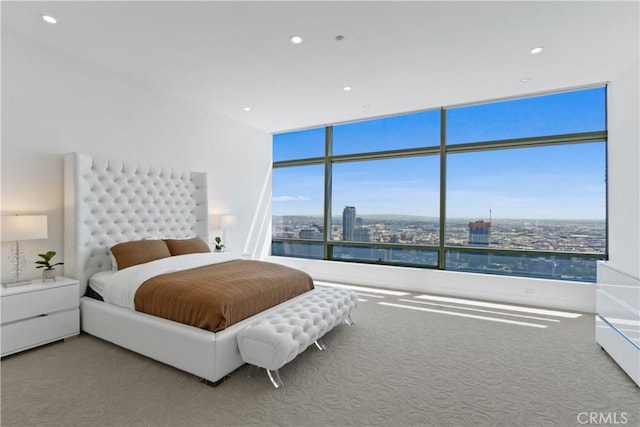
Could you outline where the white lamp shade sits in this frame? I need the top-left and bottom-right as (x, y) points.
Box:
(209, 214), (222, 230)
(1, 215), (48, 241)
(221, 214), (237, 228)
(210, 214), (236, 229)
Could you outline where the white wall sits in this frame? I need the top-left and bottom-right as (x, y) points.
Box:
(1, 31), (271, 283)
(595, 59), (640, 385)
(267, 256), (596, 312)
(268, 59), (640, 315)
(606, 57), (640, 280)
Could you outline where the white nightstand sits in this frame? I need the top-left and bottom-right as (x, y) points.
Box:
(0, 277), (80, 357)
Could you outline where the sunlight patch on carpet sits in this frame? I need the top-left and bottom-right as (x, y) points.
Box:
(379, 302), (548, 328)
(315, 281), (410, 296)
(398, 299), (561, 323)
(414, 294), (582, 318)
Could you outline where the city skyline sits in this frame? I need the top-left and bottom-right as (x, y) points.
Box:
(272, 213), (606, 254)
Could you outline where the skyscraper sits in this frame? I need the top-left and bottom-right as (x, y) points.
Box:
(353, 227), (371, 242)
(343, 206), (356, 241)
(299, 228), (322, 240)
(468, 220), (491, 246)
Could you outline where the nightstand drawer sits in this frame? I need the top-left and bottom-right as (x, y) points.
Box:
(1, 285), (79, 324)
(0, 308), (79, 356)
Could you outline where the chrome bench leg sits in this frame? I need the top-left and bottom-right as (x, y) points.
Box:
(314, 339), (326, 351)
(267, 369), (284, 389)
(345, 314), (355, 326)
(247, 364), (259, 377)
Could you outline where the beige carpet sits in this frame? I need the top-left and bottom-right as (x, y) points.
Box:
(1, 286), (639, 427)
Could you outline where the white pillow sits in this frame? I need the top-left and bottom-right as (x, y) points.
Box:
(89, 270), (115, 298)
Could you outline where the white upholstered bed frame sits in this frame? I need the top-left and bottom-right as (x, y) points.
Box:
(63, 152), (304, 384)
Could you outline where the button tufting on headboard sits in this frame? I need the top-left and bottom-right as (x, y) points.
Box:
(64, 152), (208, 296)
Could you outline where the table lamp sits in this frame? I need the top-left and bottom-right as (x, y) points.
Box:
(1, 215), (48, 286)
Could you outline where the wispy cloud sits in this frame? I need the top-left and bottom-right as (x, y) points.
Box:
(272, 195), (312, 202)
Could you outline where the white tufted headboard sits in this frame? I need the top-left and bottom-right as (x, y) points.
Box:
(64, 152), (209, 295)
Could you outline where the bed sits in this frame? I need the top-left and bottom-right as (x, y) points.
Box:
(63, 152), (313, 384)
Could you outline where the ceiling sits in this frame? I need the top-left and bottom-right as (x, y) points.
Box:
(2, 1), (638, 134)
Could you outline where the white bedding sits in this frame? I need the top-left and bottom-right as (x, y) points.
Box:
(88, 270), (114, 298)
(100, 252), (237, 310)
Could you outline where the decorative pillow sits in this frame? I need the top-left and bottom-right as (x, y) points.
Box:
(163, 237), (211, 256)
(110, 240), (172, 270)
(109, 237), (162, 270)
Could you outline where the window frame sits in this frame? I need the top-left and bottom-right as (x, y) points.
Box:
(272, 86), (608, 282)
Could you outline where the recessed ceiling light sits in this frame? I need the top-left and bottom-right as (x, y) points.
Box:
(520, 77), (532, 83)
(530, 46), (544, 54)
(343, 86), (352, 92)
(243, 107), (251, 112)
(362, 104), (370, 109)
(290, 35), (303, 44)
(41, 14), (57, 24)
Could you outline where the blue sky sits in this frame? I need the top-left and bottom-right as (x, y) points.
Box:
(273, 87), (606, 220)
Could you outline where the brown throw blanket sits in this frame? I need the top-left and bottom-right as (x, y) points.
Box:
(134, 260), (314, 332)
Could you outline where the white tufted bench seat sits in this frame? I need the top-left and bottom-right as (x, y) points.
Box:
(237, 286), (358, 388)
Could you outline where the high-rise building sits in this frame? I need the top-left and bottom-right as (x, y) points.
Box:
(354, 227), (370, 242)
(343, 206), (356, 241)
(468, 220), (491, 246)
(299, 228), (322, 240)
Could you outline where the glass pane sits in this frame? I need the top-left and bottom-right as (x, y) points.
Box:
(446, 142), (606, 254)
(331, 156), (440, 244)
(273, 127), (325, 162)
(445, 250), (601, 283)
(332, 245), (438, 267)
(271, 241), (324, 259)
(272, 165), (324, 240)
(333, 110), (440, 155)
(448, 87), (606, 144)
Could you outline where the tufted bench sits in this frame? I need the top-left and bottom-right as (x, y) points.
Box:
(236, 286), (358, 388)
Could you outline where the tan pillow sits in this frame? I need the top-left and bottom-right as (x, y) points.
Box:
(163, 237), (210, 256)
(110, 240), (172, 270)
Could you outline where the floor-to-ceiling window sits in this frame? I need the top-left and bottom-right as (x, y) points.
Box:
(272, 86), (607, 282)
(272, 127), (326, 259)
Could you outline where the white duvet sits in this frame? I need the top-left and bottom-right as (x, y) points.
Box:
(101, 252), (238, 310)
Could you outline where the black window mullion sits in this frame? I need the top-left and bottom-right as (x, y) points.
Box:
(438, 107), (447, 270)
(323, 126), (333, 260)
(445, 131), (607, 154)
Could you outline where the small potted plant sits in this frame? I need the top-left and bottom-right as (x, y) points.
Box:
(214, 236), (225, 252)
(36, 251), (64, 281)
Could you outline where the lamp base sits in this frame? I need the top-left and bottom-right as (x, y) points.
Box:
(2, 279), (34, 288)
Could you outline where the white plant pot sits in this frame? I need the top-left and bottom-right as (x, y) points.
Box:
(42, 268), (56, 281)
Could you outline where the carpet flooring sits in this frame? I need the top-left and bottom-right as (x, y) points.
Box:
(1, 284), (638, 426)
